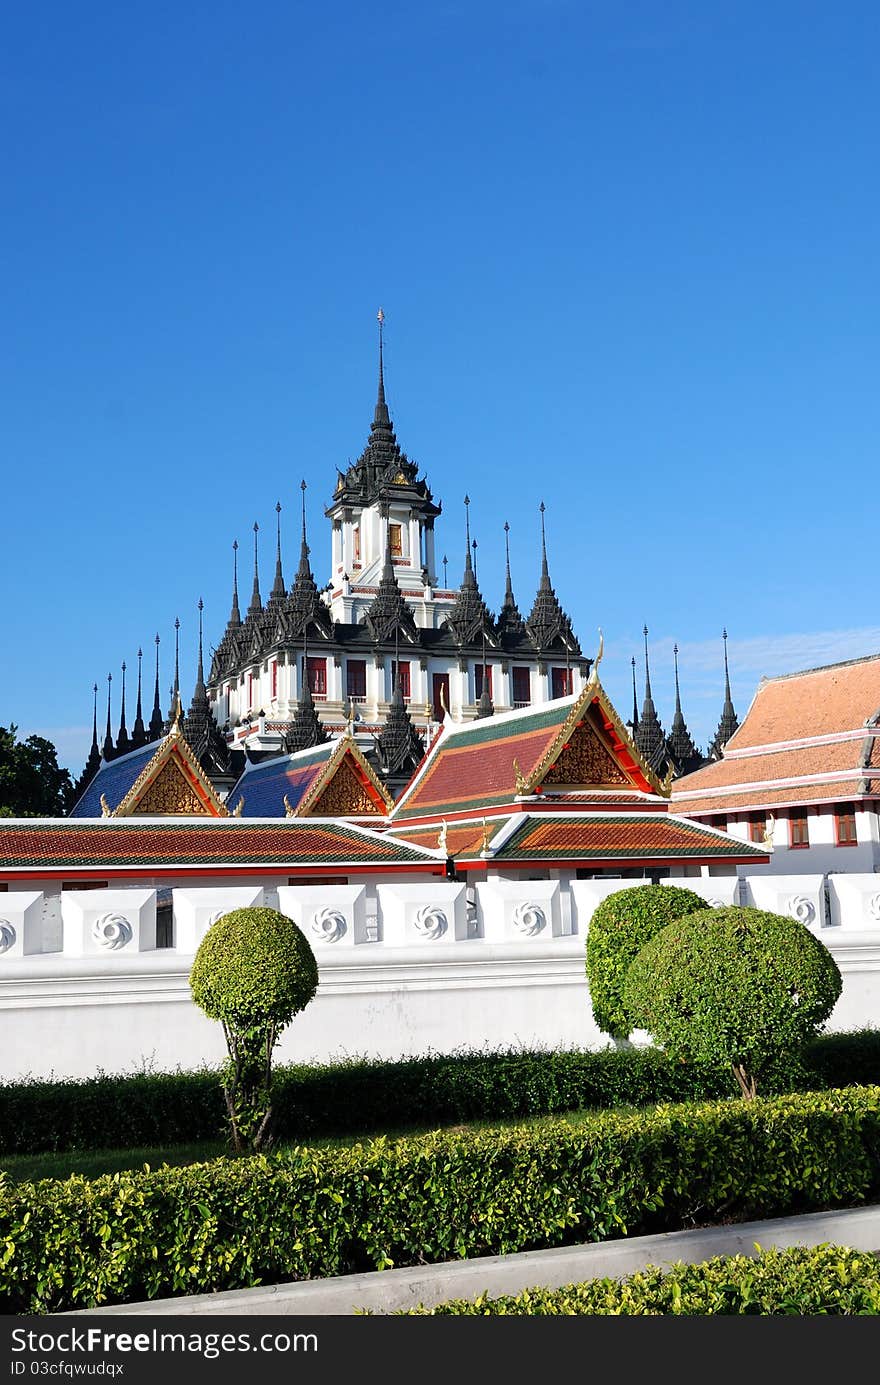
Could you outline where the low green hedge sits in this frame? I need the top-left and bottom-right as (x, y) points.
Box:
(3, 1031), (880, 1156)
(3, 1086), (880, 1313)
(401, 1245), (880, 1314)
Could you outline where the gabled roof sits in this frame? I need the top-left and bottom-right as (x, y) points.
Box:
(672, 654), (880, 815)
(69, 727), (228, 819)
(391, 811), (769, 868)
(391, 676), (665, 823)
(0, 818), (442, 877)
(224, 736), (393, 818)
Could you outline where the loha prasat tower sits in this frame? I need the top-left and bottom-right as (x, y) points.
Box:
(204, 309), (592, 783)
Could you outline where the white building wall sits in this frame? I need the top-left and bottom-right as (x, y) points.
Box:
(3, 874), (880, 1082)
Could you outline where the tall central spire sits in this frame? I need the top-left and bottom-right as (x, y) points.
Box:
(526, 500), (579, 655)
(666, 641), (700, 775)
(374, 306), (390, 428)
(709, 627), (740, 758)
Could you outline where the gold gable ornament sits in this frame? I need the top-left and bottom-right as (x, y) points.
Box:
(513, 758), (530, 795)
(232, 797), (244, 817)
(100, 793), (111, 818)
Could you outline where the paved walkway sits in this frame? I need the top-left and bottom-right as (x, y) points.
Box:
(64, 1204), (880, 1317)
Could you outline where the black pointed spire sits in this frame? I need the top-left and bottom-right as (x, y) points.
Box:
(629, 656), (640, 739)
(709, 628), (740, 759)
(442, 554), (448, 587)
(476, 628), (494, 718)
(375, 625), (425, 784)
(634, 626), (668, 775)
(269, 501), (286, 605)
(131, 648), (147, 749)
(283, 480), (332, 640)
(231, 539), (241, 626)
(284, 636), (328, 753)
(164, 618), (181, 731)
(497, 520), (525, 638)
(148, 634), (164, 741)
(526, 501), (579, 655)
(184, 599), (231, 775)
(115, 661), (131, 757)
(73, 683), (102, 804)
(247, 522), (262, 618)
(445, 495), (496, 647)
(665, 642), (701, 775)
(365, 520), (419, 642)
(102, 672), (115, 761)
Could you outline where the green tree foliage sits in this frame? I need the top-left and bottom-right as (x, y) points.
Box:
(0, 725), (74, 817)
(585, 883), (707, 1039)
(190, 906), (319, 1153)
(624, 905), (842, 1098)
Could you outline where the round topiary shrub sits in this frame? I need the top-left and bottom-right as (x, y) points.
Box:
(190, 906), (319, 1151)
(585, 884), (707, 1040)
(623, 905), (842, 1098)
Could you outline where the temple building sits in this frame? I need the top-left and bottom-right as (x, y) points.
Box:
(203, 312), (590, 783)
(670, 653), (880, 874)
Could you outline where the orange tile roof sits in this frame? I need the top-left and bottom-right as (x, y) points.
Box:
(726, 655), (880, 750)
(673, 779), (876, 815)
(488, 814), (767, 863)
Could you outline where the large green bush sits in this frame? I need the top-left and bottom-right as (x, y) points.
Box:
(2, 1086), (879, 1313)
(625, 906), (842, 1098)
(402, 1245), (880, 1315)
(190, 906), (318, 1152)
(585, 884), (707, 1039)
(3, 1031), (879, 1156)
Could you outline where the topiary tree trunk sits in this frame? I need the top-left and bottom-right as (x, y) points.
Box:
(190, 907), (319, 1155)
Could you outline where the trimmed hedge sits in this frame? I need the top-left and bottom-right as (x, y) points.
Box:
(2, 1086), (880, 1312)
(401, 1245), (880, 1314)
(2, 1032), (880, 1156)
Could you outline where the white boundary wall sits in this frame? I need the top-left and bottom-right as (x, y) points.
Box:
(2, 875), (879, 1080)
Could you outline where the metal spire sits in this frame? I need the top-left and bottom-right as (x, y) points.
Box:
(148, 634), (164, 741)
(247, 522), (262, 616)
(643, 624), (653, 699)
(229, 539), (241, 627)
(270, 501), (285, 603)
(116, 660), (130, 756)
(442, 554), (448, 587)
(131, 647), (146, 749)
(630, 656), (639, 737)
(504, 521), (513, 596)
(164, 618), (181, 729)
(102, 672), (114, 760)
(539, 500), (549, 584)
(673, 643), (683, 715)
(90, 682), (99, 756)
(710, 628), (740, 758)
(472, 538), (478, 583)
(464, 495), (472, 573)
(374, 307), (390, 427)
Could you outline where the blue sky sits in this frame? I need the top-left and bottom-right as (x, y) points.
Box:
(2, 2), (879, 774)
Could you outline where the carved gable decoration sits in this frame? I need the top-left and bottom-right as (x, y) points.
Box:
(542, 717), (630, 788)
(310, 756), (381, 817)
(133, 758), (211, 816)
(112, 731), (228, 817)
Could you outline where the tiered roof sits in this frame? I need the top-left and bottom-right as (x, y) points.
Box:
(671, 654), (880, 816)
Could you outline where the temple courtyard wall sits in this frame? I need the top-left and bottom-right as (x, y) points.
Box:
(2, 874), (879, 1081)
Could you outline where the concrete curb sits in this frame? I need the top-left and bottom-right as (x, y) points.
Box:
(63, 1204), (880, 1317)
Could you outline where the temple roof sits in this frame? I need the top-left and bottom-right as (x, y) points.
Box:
(391, 675), (665, 823)
(671, 653), (880, 815)
(69, 724), (228, 819)
(0, 819), (441, 876)
(225, 736), (392, 818)
(391, 811), (769, 868)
